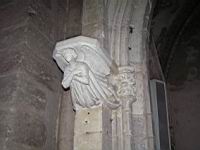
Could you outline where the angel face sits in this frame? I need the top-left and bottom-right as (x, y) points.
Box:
(63, 48), (78, 62)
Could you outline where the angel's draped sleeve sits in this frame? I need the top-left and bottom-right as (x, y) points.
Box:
(62, 66), (75, 88)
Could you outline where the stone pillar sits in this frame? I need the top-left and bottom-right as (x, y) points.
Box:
(53, 0), (155, 150)
(128, 0), (155, 149)
(104, 0), (154, 149)
(76, 1), (112, 150)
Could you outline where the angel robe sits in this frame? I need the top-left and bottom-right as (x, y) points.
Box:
(62, 61), (118, 110)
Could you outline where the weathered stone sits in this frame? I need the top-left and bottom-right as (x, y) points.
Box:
(132, 115), (147, 137)
(147, 137), (154, 150)
(0, 0), (158, 150)
(0, 70), (62, 149)
(0, 85), (47, 149)
(0, 25), (27, 49)
(64, 0), (82, 38)
(0, 24), (55, 60)
(0, 44), (61, 85)
(0, 110), (7, 138)
(10, 111), (46, 148)
(146, 114), (154, 138)
(133, 139), (148, 150)
(0, 0), (13, 7)
(58, 90), (75, 150)
(27, 0), (56, 41)
(0, 1), (28, 30)
(0, 0), (78, 149)
(25, 23), (55, 60)
(74, 107), (103, 150)
(82, 7), (98, 25)
(0, 74), (18, 105)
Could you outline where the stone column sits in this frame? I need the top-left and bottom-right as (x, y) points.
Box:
(104, 0), (154, 149)
(53, 0), (155, 150)
(128, 0), (155, 149)
(76, 1), (112, 150)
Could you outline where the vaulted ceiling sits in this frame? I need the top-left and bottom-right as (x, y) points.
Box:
(151, 0), (200, 81)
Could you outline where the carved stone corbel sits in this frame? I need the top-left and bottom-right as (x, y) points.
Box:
(53, 36), (137, 111)
(53, 36), (121, 110)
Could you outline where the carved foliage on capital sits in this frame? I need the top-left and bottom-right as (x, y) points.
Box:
(109, 66), (136, 102)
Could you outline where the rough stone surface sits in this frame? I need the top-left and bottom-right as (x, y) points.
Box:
(56, 0), (83, 150)
(58, 90), (75, 150)
(0, 0), (158, 150)
(0, 0), (82, 149)
(74, 107), (103, 150)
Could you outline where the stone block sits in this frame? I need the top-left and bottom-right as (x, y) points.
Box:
(74, 133), (102, 150)
(74, 107), (103, 150)
(74, 107), (102, 135)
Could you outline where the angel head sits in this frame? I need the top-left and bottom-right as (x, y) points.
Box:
(63, 48), (78, 63)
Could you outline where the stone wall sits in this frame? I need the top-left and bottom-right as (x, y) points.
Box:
(151, 1), (200, 149)
(167, 3), (200, 149)
(0, 0), (82, 150)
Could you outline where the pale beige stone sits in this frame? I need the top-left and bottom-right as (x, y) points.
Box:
(74, 107), (103, 150)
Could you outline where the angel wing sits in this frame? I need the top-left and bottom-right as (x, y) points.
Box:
(76, 45), (111, 77)
(53, 36), (112, 76)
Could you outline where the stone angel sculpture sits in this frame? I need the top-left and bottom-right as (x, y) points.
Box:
(53, 36), (120, 110)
